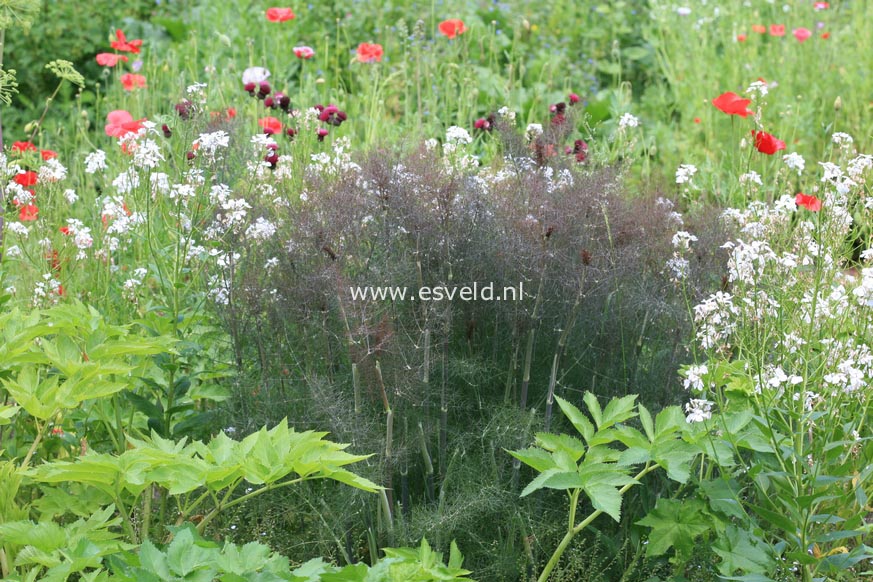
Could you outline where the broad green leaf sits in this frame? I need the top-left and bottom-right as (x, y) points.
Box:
(700, 478), (746, 521)
(637, 498), (712, 558)
(651, 439), (698, 483)
(0, 402), (19, 425)
(713, 526), (776, 576)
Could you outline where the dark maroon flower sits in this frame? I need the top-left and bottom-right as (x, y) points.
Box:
(244, 82), (256, 95)
(285, 127), (297, 139)
(570, 139), (588, 162)
(318, 105), (347, 126)
(275, 93), (291, 111)
(175, 100), (194, 120)
(162, 124), (172, 138)
(258, 81), (271, 99)
(186, 150), (196, 161)
(474, 118), (490, 131)
(550, 102), (567, 115)
(266, 142), (279, 151)
(264, 152), (279, 167)
(264, 96), (275, 108)
(317, 128), (329, 141)
(569, 93), (580, 105)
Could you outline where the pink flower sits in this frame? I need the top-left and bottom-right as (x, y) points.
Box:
(266, 7), (295, 22)
(793, 28), (812, 43)
(105, 110), (145, 138)
(294, 46), (315, 59)
(120, 73), (147, 91)
(96, 53), (129, 67)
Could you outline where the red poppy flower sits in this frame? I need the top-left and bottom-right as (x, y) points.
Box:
(40, 149), (58, 160)
(225, 107), (237, 119)
(751, 24), (766, 34)
(753, 130), (786, 155)
(712, 92), (753, 117)
(105, 110), (146, 138)
(737, 33), (747, 42)
(60, 226), (71, 235)
(14, 171), (38, 187)
(96, 53), (129, 67)
(814, 2), (829, 9)
(694, 117), (701, 124)
(19, 204), (39, 221)
(259, 116), (283, 134)
(769, 24), (785, 36)
(120, 73), (147, 91)
(294, 45), (315, 59)
(266, 7), (295, 22)
(110, 30), (143, 54)
(438, 19), (467, 39)
(356, 42), (384, 63)
(11, 141), (37, 153)
(793, 28), (811, 43)
(821, 32), (830, 39)
(795, 193), (821, 212)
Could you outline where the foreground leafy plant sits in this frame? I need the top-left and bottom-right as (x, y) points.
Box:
(509, 393), (697, 581)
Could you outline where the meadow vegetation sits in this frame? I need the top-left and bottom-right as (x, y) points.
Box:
(2, 1), (873, 581)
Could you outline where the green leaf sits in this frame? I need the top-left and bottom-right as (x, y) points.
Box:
(651, 439), (698, 483)
(700, 479), (746, 521)
(600, 394), (637, 429)
(507, 447), (557, 473)
(712, 525), (775, 576)
(638, 404), (655, 442)
(583, 392), (603, 429)
(555, 395), (594, 443)
(637, 498), (712, 558)
(533, 432), (586, 462)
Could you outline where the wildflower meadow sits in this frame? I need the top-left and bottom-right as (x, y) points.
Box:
(3, 0), (873, 580)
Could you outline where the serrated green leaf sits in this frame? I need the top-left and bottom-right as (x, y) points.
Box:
(507, 447), (557, 473)
(638, 404), (654, 442)
(600, 394), (637, 429)
(583, 392), (603, 429)
(555, 395), (595, 443)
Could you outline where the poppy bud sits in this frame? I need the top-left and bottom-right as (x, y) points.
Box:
(162, 124), (172, 138)
(834, 96), (842, 111)
(317, 128), (329, 141)
(244, 82), (256, 94)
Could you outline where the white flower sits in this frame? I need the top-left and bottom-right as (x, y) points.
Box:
(445, 126), (473, 145)
(245, 217), (278, 242)
(676, 6), (691, 16)
(672, 231), (698, 249)
(194, 131), (230, 158)
(497, 106), (516, 122)
(618, 113), (640, 129)
(675, 164), (697, 185)
(683, 364), (709, 392)
(685, 399), (713, 423)
(39, 159), (67, 182)
(667, 256), (690, 280)
(746, 80), (768, 98)
(832, 132), (854, 145)
(242, 67), (270, 85)
(782, 152), (805, 175)
(64, 189), (78, 204)
(84, 150), (108, 174)
(739, 171), (763, 185)
(525, 123), (543, 141)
